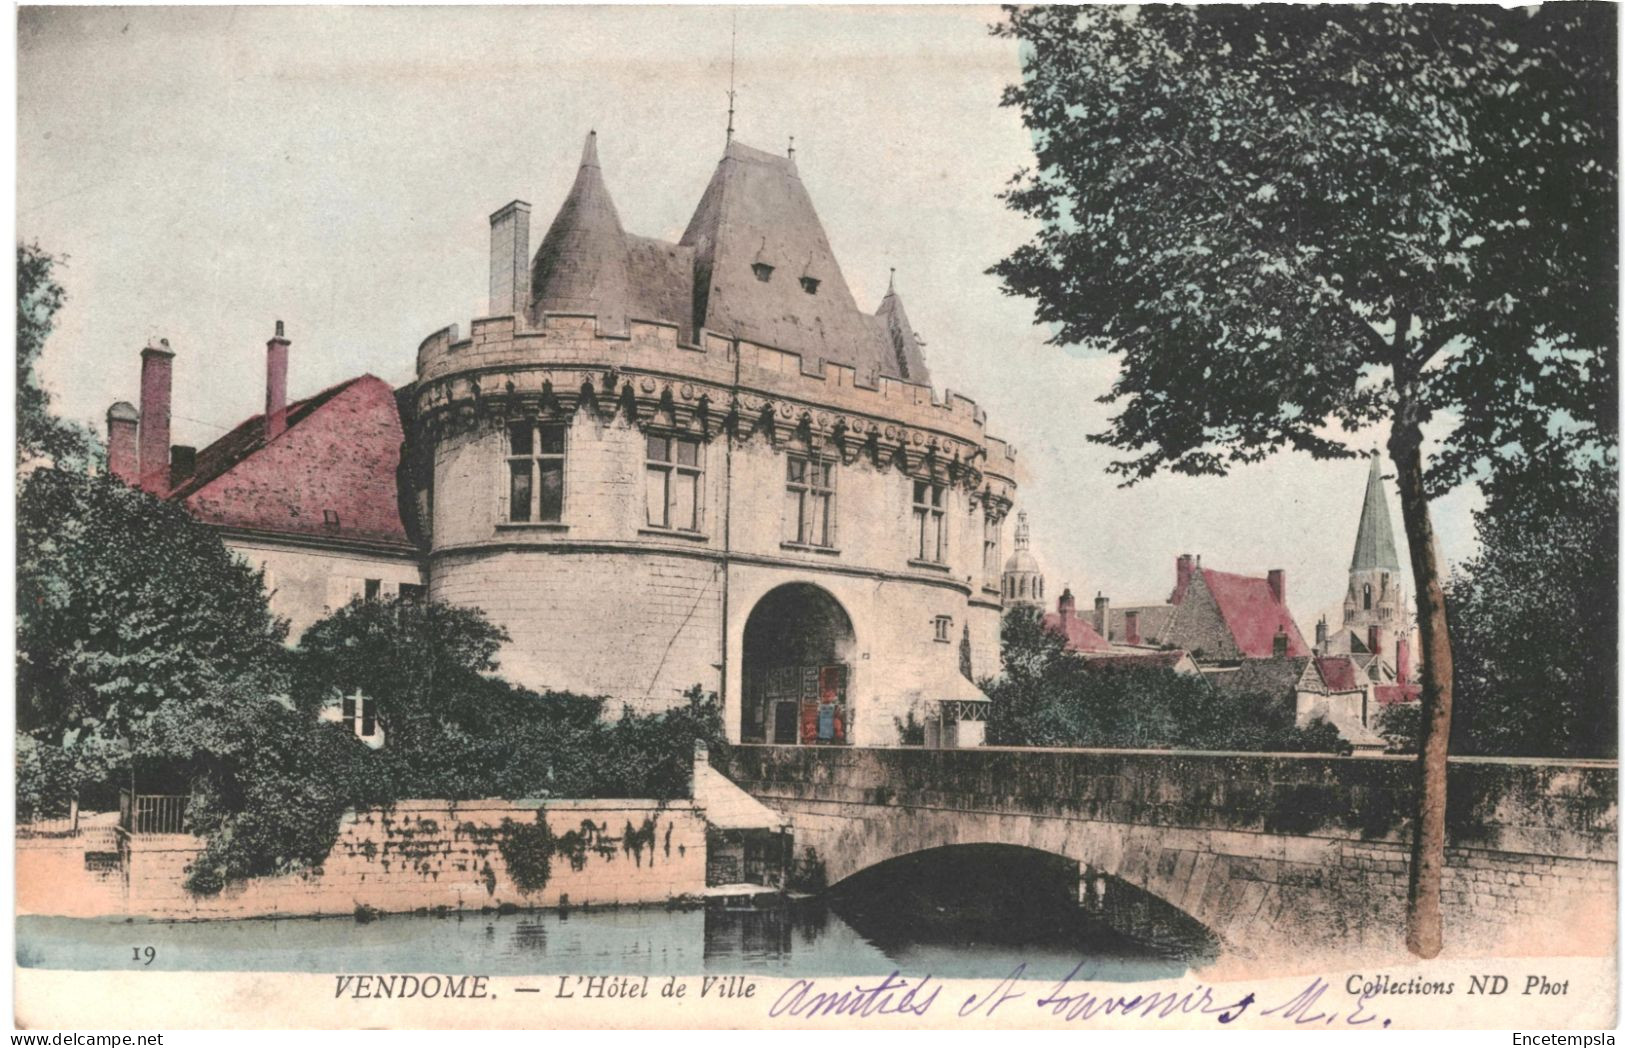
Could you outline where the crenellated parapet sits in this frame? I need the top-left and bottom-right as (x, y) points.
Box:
(414, 311), (1021, 495)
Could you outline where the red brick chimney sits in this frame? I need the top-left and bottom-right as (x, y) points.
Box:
(1125, 609), (1141, 646)
(105, 402), (139, 485)
(1267, 568), (1285, 605)
(1172, 553), (1195, 603)
(1368, 625), (1382, 656)
(1057, 587), (1075, 622)
(138, 338), (174, 493)
(1396, 635), (1411, 684)
(266, 321), (291, 440)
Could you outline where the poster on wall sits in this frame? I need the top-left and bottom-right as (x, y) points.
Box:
(12, 2), (1618, 1037)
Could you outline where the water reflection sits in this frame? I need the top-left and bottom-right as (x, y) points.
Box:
(19, 850), (1217, 984)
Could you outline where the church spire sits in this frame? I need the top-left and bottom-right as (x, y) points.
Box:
(1351, 449), (1401, 572)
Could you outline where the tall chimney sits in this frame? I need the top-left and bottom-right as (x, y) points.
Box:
(1094, 592), (1110, 640)
(1125, 609), (1141, 646)
(138, 339), (174, 493)
(1267, 568), (1285, 605)
(1368, 625), (1382, 656)
(266, 321), (291, 441)
(489, 200), (532, 318)
(105, 402), (139, 485)
(1057, 586), (1075, 621)
(1315, 616), (1329, 652)
(169, 445), (197, 489)
(1172, 553), (1195, 603)
(1396, 635), (1411, 684)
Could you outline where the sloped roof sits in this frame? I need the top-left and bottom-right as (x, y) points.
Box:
(1352, 453), (1402, 571)
(873, 275), (932, 383)
(1078, 651), (1194, 674)
(1041, 609), (1112, 653)
(1315, 655), (1362, 692)
(1205, 656), (1313, 699)
(680, 140), (927, 384)
(1110, 604), (1176, 644)
(530, 131), (632, 332)
(1199, 569), (1311, 658)
(170, 375), (416, 549)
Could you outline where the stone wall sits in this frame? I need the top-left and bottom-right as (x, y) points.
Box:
(724, 745), (1618, 964)
(426, 389), (1001, 731)
(108, 800), (707, 921)
(225, 534), (426, 642)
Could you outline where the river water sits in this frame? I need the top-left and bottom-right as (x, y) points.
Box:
(18, 849), (1219, 983)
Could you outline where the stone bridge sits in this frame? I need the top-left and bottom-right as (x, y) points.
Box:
(722, 745), (1617, 963)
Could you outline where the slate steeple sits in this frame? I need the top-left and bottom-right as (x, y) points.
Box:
(1351, 451), (1401, 572)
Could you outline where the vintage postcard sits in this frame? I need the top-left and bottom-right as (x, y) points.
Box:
(12, 3), (1619, 1034)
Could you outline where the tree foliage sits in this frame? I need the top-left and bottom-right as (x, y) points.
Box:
(16, 468), (289, 754)
(992, 5), (1615, 489)
(991, 2), (1616, 957)
(17, 242), (95, 469)
(983, 610), (1346, 753)
(1446, 456), (1618, 759)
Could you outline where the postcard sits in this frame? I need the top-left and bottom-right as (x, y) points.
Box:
(13, 3), (1618, 1034)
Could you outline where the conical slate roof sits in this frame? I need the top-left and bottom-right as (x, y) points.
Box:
(530, 131), (631, 332)
(1351, 453), (1402, 571)
(875, 273), (931, 383)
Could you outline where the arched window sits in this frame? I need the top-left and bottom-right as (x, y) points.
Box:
(1363, 583), (1372, 610)
(1019, 577), (1028, 599)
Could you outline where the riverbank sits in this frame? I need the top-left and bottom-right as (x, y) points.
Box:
(18, 799), (713, 921)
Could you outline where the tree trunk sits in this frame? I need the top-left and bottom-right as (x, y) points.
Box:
(1388, 426), (1454, 958)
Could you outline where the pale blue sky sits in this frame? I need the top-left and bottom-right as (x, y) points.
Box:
(17, 5), (1482, 632)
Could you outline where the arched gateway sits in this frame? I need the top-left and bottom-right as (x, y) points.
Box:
(741, 583), (856, 745)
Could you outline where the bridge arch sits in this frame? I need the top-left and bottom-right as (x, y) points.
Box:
(739, 582), (856, 745)
(786, 803), (1245, 954)
(830, 842), (1222, 963)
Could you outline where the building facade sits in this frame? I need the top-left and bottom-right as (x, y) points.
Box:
(106, 132), (1027, 749)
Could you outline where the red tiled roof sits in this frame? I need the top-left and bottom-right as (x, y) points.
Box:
(1041, 611), (1113, 653)
(1374, 683), (1422, 706)
(1201, 568), (1310, 658)
(1315, 655), (1361, 692)
(170, 374), (415, 548)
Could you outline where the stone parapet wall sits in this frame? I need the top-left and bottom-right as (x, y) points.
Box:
(723, 746), (1617, 963)
(414, 314), (1021, 485)
(102, 799), (706, 922)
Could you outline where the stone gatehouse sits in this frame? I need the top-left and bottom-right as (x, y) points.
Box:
(102, 131), (1027, 748)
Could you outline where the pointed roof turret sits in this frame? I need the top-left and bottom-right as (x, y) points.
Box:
(875, 271), (930, 383)
(1351, 451), (1402, 572)
(530, 130), (631, 332)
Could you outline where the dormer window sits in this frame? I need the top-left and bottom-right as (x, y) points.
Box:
(800, 276), (820, 295)
(752, 262), (775, 282)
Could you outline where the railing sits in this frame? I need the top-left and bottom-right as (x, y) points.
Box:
(120, 790), (189, 835)
(17, 800), (79, 838)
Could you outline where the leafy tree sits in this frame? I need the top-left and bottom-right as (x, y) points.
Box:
(16, 468), (289, 774)
(984, 610), (1345, 752)
(1447, 455), (1617, 759)
(17, 242), (95, 469)
(992, 4), (1616, 955)
(1377, 702), (1423, 755)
